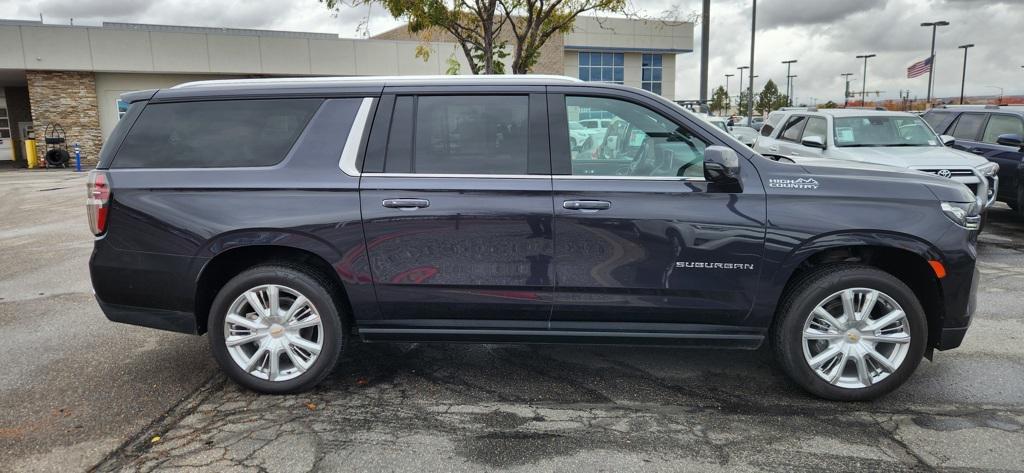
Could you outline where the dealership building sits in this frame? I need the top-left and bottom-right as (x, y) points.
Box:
(0, 17), (692, 165)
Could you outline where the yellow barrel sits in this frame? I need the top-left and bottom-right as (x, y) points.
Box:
(24, 139), (37, 169)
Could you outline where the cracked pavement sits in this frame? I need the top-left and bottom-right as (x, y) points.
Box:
(1, 170), (1023, 472)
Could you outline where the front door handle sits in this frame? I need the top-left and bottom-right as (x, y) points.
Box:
(563, 200), (611, 211)
(969, 147), (987, 155)
(382, 198), (430, 209)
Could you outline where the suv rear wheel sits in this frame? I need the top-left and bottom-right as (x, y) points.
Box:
(772, 265), (927, 401)
(209, 265), (345, 394)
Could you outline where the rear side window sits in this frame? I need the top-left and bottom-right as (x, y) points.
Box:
(982, 114), (1024, 143)
(113, 99), (322, 168)
(950, 113), (987, 141)
(389, 95), (529, 175)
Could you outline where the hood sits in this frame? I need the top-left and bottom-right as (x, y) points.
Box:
(832, 145), (989, 169)
(793, 156), (977, 203)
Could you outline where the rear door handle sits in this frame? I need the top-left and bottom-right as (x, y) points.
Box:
(563, 200), (611, 211)
(382, 198), (430, 209)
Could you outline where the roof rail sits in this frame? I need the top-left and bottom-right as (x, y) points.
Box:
(172, 74), (583, 89)
(937, 104), (1001, 109)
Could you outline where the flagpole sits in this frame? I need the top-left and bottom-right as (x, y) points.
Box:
(921, 21), (949, 106)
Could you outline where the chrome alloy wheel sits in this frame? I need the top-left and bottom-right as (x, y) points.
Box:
(224, 284), (324, 382)
(801, 288), (911, 389)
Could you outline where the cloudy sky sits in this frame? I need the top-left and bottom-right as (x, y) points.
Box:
(3, 0), (1021, 103)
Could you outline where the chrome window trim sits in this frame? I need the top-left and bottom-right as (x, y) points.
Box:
(554, 175), (706, 182)
(361, 173), (545, 179)
(360, 172), (705, 182)
(338, 97), (375, 177)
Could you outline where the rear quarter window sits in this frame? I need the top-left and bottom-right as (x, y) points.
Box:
(112, 99), (322, 168)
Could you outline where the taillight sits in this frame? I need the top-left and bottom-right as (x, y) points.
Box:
(87, 171), (110, 236)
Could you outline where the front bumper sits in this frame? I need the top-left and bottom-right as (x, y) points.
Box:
(936, 265), (979, 350)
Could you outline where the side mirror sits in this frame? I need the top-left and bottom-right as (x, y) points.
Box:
(996, 133), (1024, 148)
(704, 145), (741, 188)
(940, 135), (956, 146)
(801, 135), (826, 149)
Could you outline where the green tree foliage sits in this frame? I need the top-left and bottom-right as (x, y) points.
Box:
(498, 0), (627, 74)
(323, 0), (627, 75)
(322, 0), (508, 75)
(755, 79), (782, 114)
(709, 85), (729, 115)
(819, 100), (840, 109)
(736, 90), (751, 118)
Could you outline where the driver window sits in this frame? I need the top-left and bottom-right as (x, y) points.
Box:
(565, 96), (707, 178)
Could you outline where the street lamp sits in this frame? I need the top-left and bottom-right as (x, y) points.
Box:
(782, 59), (797, 106)
(841, 72), (854, 107)
(725, 73), (734, 115)
(856, 54), (876, 106)
(958, 44), (974, 105)
(787, 75), (797, 107)
(747, 0), (758, 125)
(921, 20), (949, 105)
(737, 66), (750, 110)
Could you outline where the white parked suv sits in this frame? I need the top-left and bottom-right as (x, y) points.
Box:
(753, 109), (999, 208)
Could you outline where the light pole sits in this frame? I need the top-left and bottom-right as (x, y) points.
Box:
(782, 59), (797, 106)
(856, 54), (876, 106)
(747, 0), (757, 124)
(921, 20), (949, 105)
(841, 72), (854, 107)
(737, 66), (749, 113)
(787, 75), (797, 107)
(724, 73), (734, 115)
(958, 44), (974, 105)
(699, 0), (710, 103)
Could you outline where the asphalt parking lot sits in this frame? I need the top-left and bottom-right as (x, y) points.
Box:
(1, 169), (1022, 472)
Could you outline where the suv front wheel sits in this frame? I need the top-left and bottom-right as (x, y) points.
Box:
(773, 265), (927, 401)
(209, 265), (345, 394)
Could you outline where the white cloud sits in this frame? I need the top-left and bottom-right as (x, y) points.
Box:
(2, 0), (1020, 102)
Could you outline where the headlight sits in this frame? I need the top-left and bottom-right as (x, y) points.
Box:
(977, 162), (999, 177)
(941, 201), (981, 230)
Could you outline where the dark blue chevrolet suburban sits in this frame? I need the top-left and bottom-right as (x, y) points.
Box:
(88, 76), (980, 400)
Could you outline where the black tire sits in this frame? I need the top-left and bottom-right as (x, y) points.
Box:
(772, 264), (927, 401)
(208, 265), (346, 394)
(44, 148), (69, 167)
(1014, 183), (1024, 218)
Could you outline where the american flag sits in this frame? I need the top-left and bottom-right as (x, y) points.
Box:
(907, 57), (932, 78)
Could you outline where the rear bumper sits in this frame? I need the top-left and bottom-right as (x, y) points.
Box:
(96, 296), (197, 334)
(90, 237), (203, 334)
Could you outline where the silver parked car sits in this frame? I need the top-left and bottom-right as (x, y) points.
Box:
(753, 109), (999, 208)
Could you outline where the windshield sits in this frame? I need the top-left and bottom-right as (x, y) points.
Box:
(569, 122), (584, 130)
(833, 116), (939, 147)
(710, 121), (728, 133)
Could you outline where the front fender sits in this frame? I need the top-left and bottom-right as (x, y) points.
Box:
(748, 230), (943, 328)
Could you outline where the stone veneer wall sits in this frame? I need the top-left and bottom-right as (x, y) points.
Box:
(26, 70), (103, 165)
(373, 25), (564, 75)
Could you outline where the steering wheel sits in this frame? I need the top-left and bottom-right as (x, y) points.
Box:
(627, 137), (656, 176)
